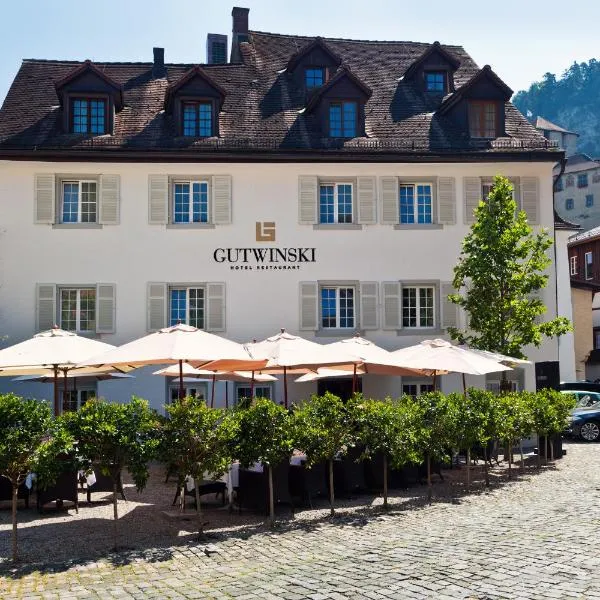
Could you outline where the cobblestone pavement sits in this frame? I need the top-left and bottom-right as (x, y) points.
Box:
(2, 442), (600, 599)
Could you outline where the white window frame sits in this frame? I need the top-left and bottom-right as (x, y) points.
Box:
(63, 385), (97, 412)
(402, 382), (434, 398)
(61, 179), (98, 224)
(399, 182), (433, 224)
(487, 380), (519, 394)
(169, 285), (206, 329)
(585, 252), (593, 280)
(168, 382), (208, 403)
(235, 383), (274, 405)
(570, 256), (578, 276)
(59, 287), (96, 333)
(402, 285), (435, 329)
(320, 285), (356, 330)
(172, 180), (210, 224)
(319, 182), (354, 224)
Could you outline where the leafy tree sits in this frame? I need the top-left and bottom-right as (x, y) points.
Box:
(449, 175), (571, 383)
(293, 393), (354, 516)
(62, 397), (160, 549)
(351, 396), (422, 509)
(229, 398), (294, 526)
(530, 389), (575, 462)
(0, 394), (65, 562)
(493, 392), (528, 478)
(160, 396), (232, 538)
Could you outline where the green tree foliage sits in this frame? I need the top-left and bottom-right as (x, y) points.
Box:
(62, 397), (160, 549)
(229, 398), (294, 525)
(513, 60), (600, 156)
(449, 175), (571, 360)
(0, 394), (55, 561)
(161, 396), (232, 537)
(293, 393), (354, 516)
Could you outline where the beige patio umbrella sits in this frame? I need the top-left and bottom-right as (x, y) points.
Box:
(79, 323), (267, 400)
(245, 329), (360, 408)
(153, 363), (276, 408)
(0, 327), (118, 415)
(458, 346), (531, 367)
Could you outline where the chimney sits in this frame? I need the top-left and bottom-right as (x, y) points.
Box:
(153, 47), (165, 78)
(207, 33), (228, 65)
(231, 7), (249, 63)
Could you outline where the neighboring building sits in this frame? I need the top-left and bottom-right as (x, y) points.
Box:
(0, 6), (571, 412)
(569, 226), (600, 380)
(535, 116), (578, 157)
(555, 153), (600, 230)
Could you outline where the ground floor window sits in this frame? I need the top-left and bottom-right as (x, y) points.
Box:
(63, 386), (96, 412)
(402, 382), (434, 398)
(235, 383), (273, 406)
(486, 380), (519, 394)
(169, 382), (207, 403)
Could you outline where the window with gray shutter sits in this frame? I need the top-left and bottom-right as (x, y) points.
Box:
(380, 177), (399, 224)
(36, 284), (56, 331)
(464, 177), (482, 224)
(438, 177), (456, 225)
(147, 282), (167, 332)
(299, 281), (318, 330)
(360, 282), (378, 330)
(206, 282), (226, 332)
(382, 281), (402, 330)
(99, 175), (120, 225)
(148, 175), (169, 225)
(212, 175), (232, 225)
(520, 177), (539, 224)
(34, 174), (56, 224)
(96, 284), (116, 333)
(298, 176), (318, 225)
(440, 282), (458, 329)
(357, 177), (377, 224)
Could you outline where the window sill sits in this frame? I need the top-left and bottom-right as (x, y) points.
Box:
(393, 224), (443, 230)
(313, 224), (363, 231)
(166, 223), (216, 230)
(396, 328), (446, 337)
(52, 223), (103, 230)
(315, 328), (362, 338)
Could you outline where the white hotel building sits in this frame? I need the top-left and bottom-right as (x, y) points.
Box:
(0, 7), (575, 412)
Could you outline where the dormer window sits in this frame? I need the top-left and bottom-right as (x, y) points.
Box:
(469, 101), (497, 138)
(305, 68), (325, 89)
(425, 71), (445, 94)
(183, 101), (213, 137)
(329, 101), (357, 138)
(71, 98), (107, 134)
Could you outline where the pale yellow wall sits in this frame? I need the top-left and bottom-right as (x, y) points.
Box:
(571, 287), (593, 379)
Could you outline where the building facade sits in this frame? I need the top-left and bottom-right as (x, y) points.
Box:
(0, 7), (570, 412)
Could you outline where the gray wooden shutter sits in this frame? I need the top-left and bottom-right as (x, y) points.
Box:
(520, 177), (540, 225)
(438, 177), (456, 225)
(148, 175), (168, 225)
(34, 174), (55, 224)
(508, 176), (521, 213)
(441, 282), (458, 329)
(382, 281), (402, 330)
(96, 283), (116, 333)
(299, 281), (318, 330)
(357, 177), (377, 225)
(380, 176), (399, 225)
(298, 176), (318, 225)
(36, 284), (56, 331)
(206, 282), (226, 332)
(212, 175), (232, 225)
(464, 177), (482, 224)
(360, 281), (378, 330)
(147, 282), (167, 332)
(99, 175), (120, 225)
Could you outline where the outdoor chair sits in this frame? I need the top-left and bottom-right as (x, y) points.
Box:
(236, 462), (293, 515)
(85, 470), (127, 504)
(36, 470), (79, 513)
(0, 477), (30, 508)
(172, 479), (227, 507)
(289, 461), (327, 508)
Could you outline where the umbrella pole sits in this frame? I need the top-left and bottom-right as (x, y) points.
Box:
(352, 364), (357, 395)
(462, 373), (467, 395)
(211, 373), (216, 409)
(225, 382), (229, 410)
(53, 365), (59, 417)
(432, 372), (437, 391)
(250, 371), (255, 401)
(63, 369), (68, 413)
(284, 366), (288, 409)
(178, 360), (184, 400)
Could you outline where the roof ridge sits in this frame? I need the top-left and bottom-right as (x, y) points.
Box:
(21, 58), (245, 69)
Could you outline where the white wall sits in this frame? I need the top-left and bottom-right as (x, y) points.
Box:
(555, 228), (576, 381)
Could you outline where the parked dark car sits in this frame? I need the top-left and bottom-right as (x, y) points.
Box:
(560, 381), (600, 394)
(566, 406), (600, 442)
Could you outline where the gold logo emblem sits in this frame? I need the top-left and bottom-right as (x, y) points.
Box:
(256, 221), (276, 242)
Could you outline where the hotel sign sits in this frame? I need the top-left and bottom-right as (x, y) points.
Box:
(213, 222), (317, 270)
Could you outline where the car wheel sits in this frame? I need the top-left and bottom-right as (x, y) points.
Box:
(580, 421), (600, 442)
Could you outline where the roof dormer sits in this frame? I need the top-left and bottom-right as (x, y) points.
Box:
(403, 41), (461, 95)
(438, 65), (513, 140)
(286, 37), (342, 92)
(55, 60), (123, 135)
(164, 66), (226, 137)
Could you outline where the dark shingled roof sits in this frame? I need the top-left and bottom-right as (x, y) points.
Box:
(0, 30), (559, 159)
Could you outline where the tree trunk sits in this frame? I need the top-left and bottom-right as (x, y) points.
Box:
(383, 454), (388, 510)
(11, 482), (18, 562)
(507, 439), (512, 479)
(427, 454), (432, 504)
(483, 446), (490, 488)
(112, 478), (119, 551)
(268, 464), (275, 527)
(545, 436), (549, 466)
(328, 459), (335, 517)
(179, 482), (185, 512)
(550, 436), (555, 462)
(194, 479), (204, 539)
(520, 439), (524, 474)
(466, 448), (470, 490)
(537, 433), (541, 469)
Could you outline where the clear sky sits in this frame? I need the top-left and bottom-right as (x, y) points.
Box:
(0, 0), (598, 105)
